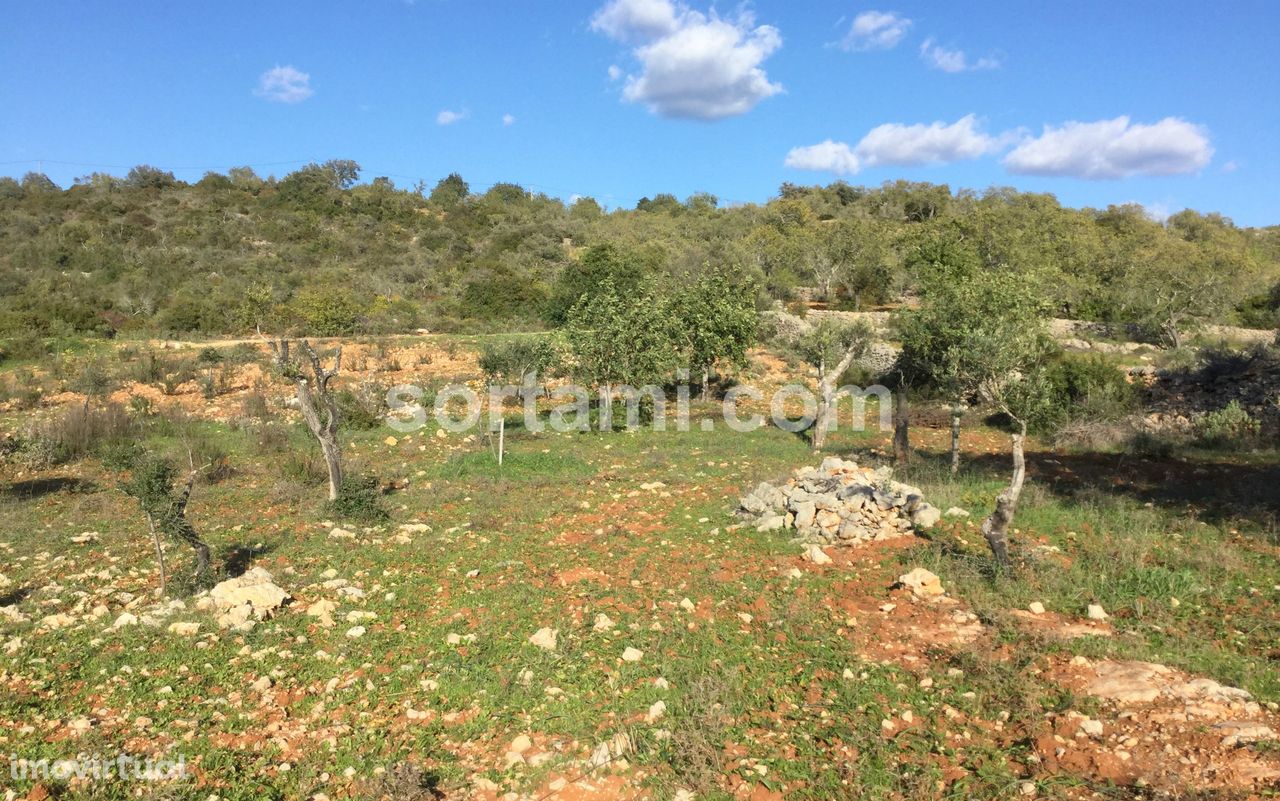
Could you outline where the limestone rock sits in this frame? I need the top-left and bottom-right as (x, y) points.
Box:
(803, 544), (832, 565)
(898, 568), (944, 599)
(528, 627), (558, 651)
(209, 568), (290, 630)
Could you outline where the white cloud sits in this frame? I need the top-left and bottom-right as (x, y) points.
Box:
(785, 115), (1002, 175)
(1003, 116), (1213, 179)
(436, 108), (469, 126)
(919, 38), (999, 73)
(590, 0), (783, 120)
(784, 140), (862, 175)
(839, 11), (912, 51)
(502, 113), (516, 126)
(607, 64), (623, 80)
(591, 0), (679, 41)
(255, 65), (313, 104)
(1221, 160), (1239, 173)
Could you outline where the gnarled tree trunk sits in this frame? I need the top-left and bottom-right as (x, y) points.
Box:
(172, 467), (212, 577)
(271, 338), (344, 501)
(812, 345), (865, 453)
(981, 419), (1027, 570)
(949, 403), (963, 476)
(893, 385), (910, 468)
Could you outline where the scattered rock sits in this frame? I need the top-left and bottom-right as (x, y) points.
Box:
(306, 599), (338, 628)
(945, 507), (970, 518)
(529, 627), (558, 651)
(897, 567), (944, 599)
(621, 647), (644, 663)
(110, 612), (138, 630)
(646, 700), (667, 722)
(1214, 721), (1277, 747)
(593, 613), (616, 632)
(167, 621), (199, 636)
(1087, 603), (1108, 621)
(38, 613), (76, 630)
(803, 544), (832, 565)
(510, 734), (532, 754)
(345, 625), (366, 638)
(208, 568), (290, 631)
(1028, 601), (1046, 615)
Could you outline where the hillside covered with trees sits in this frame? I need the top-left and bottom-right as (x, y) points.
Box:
(1, 162), (1277, 349)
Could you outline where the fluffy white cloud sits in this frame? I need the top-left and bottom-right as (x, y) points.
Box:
(591, 0), (679, 41)
(840, 11), (912, 51)
(1003, 116), (1213, 179)
(607, 64), (623, 80)
(591, 0), (783, 120)
(255, 65), (313, 104)
(785, 115), (1001, 175)
(502, 113), (516, 126)
(784, 140), (861, 175)
(919, 38), (999, 73)
(437, 108), (469, 125)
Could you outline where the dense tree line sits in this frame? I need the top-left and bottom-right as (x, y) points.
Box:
(0, 162), (1277, 349)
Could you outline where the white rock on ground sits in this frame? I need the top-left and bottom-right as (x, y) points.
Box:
(306, 599), (337, 628)
(621, 647), (644, 663)
(803, 544), (832, 565)
(646, 700), (667, 722)
(1028, 602), (1046, 615)
(897, 568), (945, 599)
(208, 568), (290, 631)
(1087, 604), (1108, 620)
(528, 627), (558, 651)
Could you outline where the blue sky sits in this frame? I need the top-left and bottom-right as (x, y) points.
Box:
(2, 0), (1277, 225)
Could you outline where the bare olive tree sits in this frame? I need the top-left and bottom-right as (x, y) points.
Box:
(121, 455), (212, 590)
(797, 319), (873, 452)
(269, 338), (344, 501)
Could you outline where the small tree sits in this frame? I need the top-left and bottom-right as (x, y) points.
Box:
(796, 319), (873, 452)
(671, 269), (758, 398)
(269, 338), (344, 501)
(979, 359), (1057, 569)
(898, 266), (1048, 475)
(479, 336), (561, 401)
(121, 455), (212, 589)
(563, 281), (678, 429)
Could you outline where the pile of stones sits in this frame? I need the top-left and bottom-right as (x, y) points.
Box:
(739, 457), (941, 546)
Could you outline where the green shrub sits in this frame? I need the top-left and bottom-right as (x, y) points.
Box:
(1194, 401), (1260, 447)
(1027, 356), (1138, 434)
(335, 383), (387, 430)
(327, 475), (389, 522)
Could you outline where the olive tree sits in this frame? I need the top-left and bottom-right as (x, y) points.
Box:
(563, 280), (679, 429)
(670, 269), (758, 398)
(796, 318), (874, 452)
(898, 266), (1048, 476)
(121, 455), (212, 589)
(269, 338), (344, 500)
